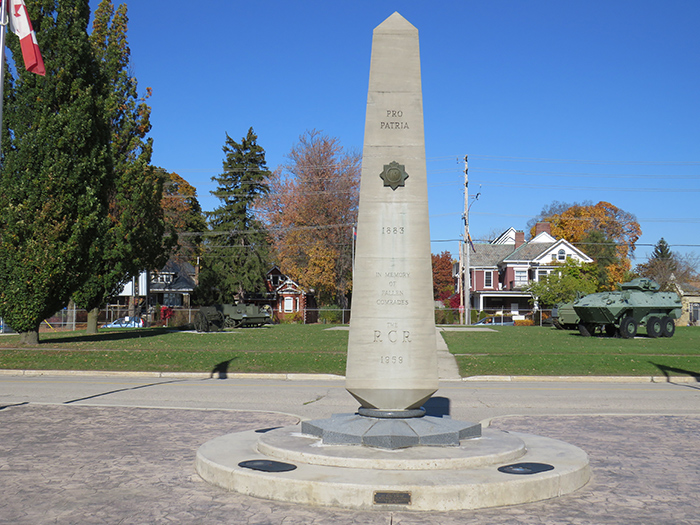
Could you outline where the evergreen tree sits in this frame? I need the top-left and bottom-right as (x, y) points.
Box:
(72, 0), (175, 333)
(634, 238), (699, 290)
(0, 0), (112, 344)
(652, 238), (673, 261)
(196, 128), (271, 303)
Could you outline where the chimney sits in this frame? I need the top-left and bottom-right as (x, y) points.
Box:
(515, 230), (525, 248)
(535, 222), (552, 237)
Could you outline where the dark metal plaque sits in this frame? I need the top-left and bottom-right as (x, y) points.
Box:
(498, 462), (555, 475)
(373, 491), (412, 505)
(238, 460), (297, 472)
(379, 161), (409, 190)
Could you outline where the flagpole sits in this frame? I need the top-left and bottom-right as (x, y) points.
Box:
(0, 0), (7, 154)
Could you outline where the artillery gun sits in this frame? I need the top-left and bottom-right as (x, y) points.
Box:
(573, 278), (682, 338)
(194, 303), (271, 332)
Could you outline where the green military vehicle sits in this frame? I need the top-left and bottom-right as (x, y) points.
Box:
(573, 278), (682, 339)
(551, 301), (580, 330)
(194, 303), (271, 332)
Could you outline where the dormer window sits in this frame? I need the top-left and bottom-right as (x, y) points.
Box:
(558, 249), (566, 261)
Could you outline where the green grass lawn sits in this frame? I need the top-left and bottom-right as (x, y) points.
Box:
(0, 324), (698, 377)
(443, 326), (700, 377)
(0, 325), (348, 375)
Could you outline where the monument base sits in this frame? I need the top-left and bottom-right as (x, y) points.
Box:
(301, 413), (481, 449)
(196, 422), (591, 511)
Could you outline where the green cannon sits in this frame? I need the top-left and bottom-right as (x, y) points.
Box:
(194, 303), (271, 332)
(573, 278), (682, 339)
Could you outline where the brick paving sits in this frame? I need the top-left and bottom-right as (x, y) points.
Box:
(1, 404), (699, 524)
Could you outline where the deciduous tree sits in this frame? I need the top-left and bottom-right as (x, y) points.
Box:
(73, 0), (175, 333)
(432, 251), (454, 301)
(530, 201), (641, 289)
(261, 130), (360, 307)
(635, 238), (699, 290)
(526, 259), (598, 307)
(0, 0), (112, 344)
(160, 169), (207, 261)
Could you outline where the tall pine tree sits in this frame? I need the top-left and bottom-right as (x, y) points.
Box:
(0, 0), (112, 343)
(72, 0), (175, 333)
(197, 128), (271, 303)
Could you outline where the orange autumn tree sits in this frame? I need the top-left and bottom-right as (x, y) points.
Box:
(531, 201), (641, 290)
(260, 130), (361, 307)
(160, 169), (207, 262)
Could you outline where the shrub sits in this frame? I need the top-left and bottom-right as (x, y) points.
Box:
(319, 308), (343, 324)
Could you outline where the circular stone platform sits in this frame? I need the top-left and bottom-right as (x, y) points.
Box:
(196, 424), (591, 511)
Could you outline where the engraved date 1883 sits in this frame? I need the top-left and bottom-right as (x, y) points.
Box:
(382, 226), (405, 234)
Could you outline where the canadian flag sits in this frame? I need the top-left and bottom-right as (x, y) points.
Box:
(7, 0), (45, 76)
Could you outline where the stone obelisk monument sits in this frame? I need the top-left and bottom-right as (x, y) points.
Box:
(196, 14), (591, 508)
(346, 12), (438, 412)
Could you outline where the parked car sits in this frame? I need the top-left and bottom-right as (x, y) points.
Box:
(102, 316), (144, 329)
(474, 316), (515, 326)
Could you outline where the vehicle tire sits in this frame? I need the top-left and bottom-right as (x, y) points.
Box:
(661, 316), (675, 338)
(619, 317), (637, 339)
(605, 324), (618, 337)
(646, 316), (662, 338)
(578, 322), (593, 337)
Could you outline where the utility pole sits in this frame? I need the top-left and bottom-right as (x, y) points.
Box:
(462, 155), (470, 325)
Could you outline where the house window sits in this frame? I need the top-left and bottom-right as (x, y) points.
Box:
(514, 270), (528, 286)
(551, 254), (557, 261)
(284, 297), (294, 313)
(558, 249), (566, 261)
(484, 271), (492, 288)
(538, 270), (548, 281)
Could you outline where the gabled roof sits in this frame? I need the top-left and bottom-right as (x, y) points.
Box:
(275, 278), (306, 295)
(503, 242), (555, 262)
(150, 258), (196, 292)
(470, 244), (515, 267)
(470, 228), (593, 267)
(491, 227), (517, 245)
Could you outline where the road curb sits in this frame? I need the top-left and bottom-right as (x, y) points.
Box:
(0, 369), (345, 381)
(0, 369), (697, 383)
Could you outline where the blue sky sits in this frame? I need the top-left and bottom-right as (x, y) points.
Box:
(89, 0), (699, 263)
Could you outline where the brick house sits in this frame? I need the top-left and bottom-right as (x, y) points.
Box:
(264, 266), (318, 323)
(468, 223), (593, 314)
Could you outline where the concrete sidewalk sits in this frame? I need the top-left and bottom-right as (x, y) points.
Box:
(1, 403), (698, 524)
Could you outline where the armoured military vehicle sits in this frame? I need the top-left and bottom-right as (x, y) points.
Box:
(194, 303), (271, 332)
(573, 278), (682, 339)
(552, 300), (580, 330)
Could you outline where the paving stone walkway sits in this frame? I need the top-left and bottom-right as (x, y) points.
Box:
(1, 404), (699, 524)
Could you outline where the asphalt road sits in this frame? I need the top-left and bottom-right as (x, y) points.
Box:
(2, 373), (699, 422)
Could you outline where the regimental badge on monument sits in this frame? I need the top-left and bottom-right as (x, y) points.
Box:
(379, 161), (409, 190)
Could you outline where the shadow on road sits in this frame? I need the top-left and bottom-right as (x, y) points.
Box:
(650, 362), (700, 390)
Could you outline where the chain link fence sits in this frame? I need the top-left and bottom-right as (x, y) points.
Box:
(1, 306), (556, 333)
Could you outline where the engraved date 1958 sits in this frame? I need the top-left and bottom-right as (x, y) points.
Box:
(382, 226), (405, 234)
